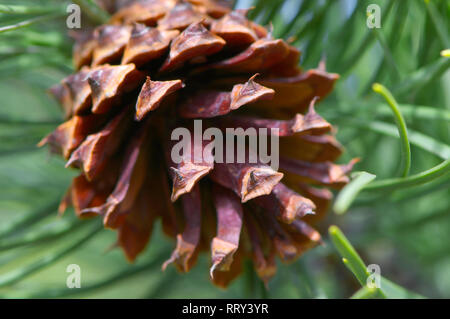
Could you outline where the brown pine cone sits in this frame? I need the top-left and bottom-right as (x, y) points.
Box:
(41, 0), (356, 288)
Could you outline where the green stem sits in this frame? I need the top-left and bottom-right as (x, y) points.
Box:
(372, 83), (411, 177)
(334, 171), (377, 215)
(328, 226), (387, 299)
(351, 286), (383, 299)
(364, 159), (450, 191)
(328, 226), (368, 286)
(351, 177), (450, 207)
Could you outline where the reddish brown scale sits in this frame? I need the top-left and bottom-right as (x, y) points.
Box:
(92, 25), (132, 67)
(38, 114), (104, 159)
(117, 167), (172, 261)
(158, 161), (181, 239)
(253, 182), (316, 224)
(283, 220), (323, 257)
(160, 22), (226, 73)
(122, 24), (179, 67)
(136, 76), (184, 120)
(158, 2), (207, 31)
(189, 0), (231, 18)
(63, 67), (93, 115)
(71, 29), (95, 70)
(256, 70), (339, 112)
(202, 70), (336, 113)
(110, 0), (174, 26)
(79, 123), (150, 228)
(66, 159), (121, 218)
(280, 133), (343, 163)
(209, 160), (283, 203)
(88, 64), (144, 114)
(230, 74), (275, 110)
(70, 174), (114, 218)
(295, 183), (333, 223)
(211, 9), (258, 46)
(179, 90), (232, 118)
(289, 219), (323, 245)
(218, 98), (331, 137)
(49, 67), (93, 118)
(178, 75), (274, 118)
(66, 108), (132, 181)
(280, 157), (359, 189)
(244, 213), (277, 285)
(167, 130), (215, 202)
(255, 208), (299, 263)
(117, 185), (157, 262)
(202, 38), (291, 73)
(210, 184), (243, 278)
(162, 184), (202, 272)
(267, 46), (302, 77)
(48, 83), (74, 119)
(210, 246), (244, 288)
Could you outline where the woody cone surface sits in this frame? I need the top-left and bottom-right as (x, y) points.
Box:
(41, 0), (356, 288)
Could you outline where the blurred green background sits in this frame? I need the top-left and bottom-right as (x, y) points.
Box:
(0, 0), (448, 298)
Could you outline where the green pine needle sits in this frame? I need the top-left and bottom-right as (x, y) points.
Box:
(372, 83), (411, 177)
(334, 171), (377, 215)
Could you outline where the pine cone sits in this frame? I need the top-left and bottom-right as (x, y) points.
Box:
(41, 0), (356, 288)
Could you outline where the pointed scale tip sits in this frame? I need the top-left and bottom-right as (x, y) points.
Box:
(209, 263), (218, 280)
(241, 168), (283, 203)
(161, 255), (175, 272)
